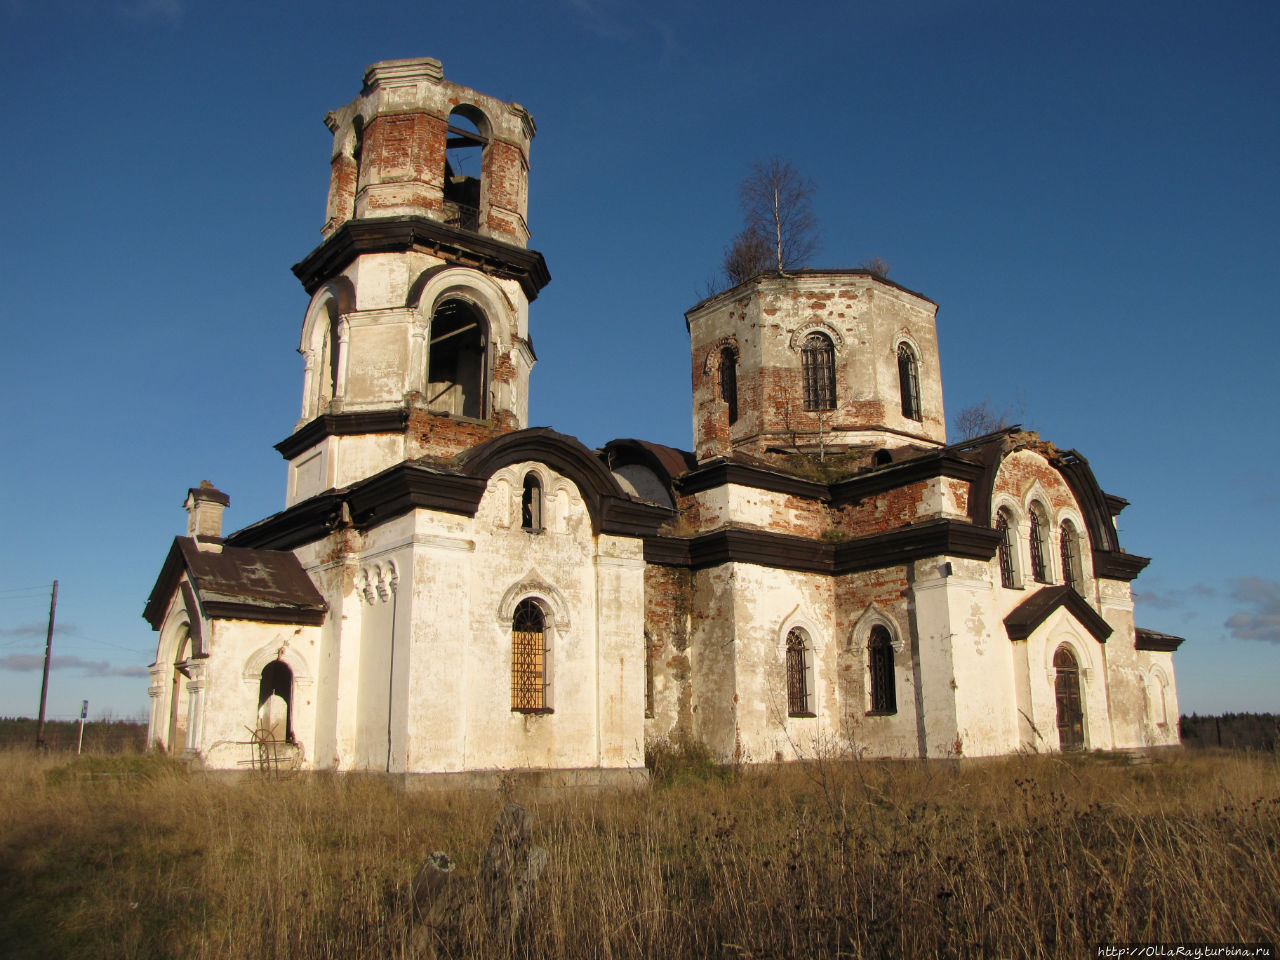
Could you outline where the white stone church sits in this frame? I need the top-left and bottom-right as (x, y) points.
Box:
(143, 58), (1184, 780)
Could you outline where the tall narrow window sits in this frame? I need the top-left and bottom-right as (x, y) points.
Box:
(1060, 520), (1083, 594)
(996, 507), (1018, 588)
(868, 626), (897, 714)
(511, 599), (548, 712)
(785, 628), (813, 717)
(428, 298), (488, 419)
(801, 333), (836, 411)
(258, 660), (294, 743)
(521, 473), (542, 532)
(1029, 502), (1050, 584)
(644, 630), (655, 719)
(897, 343), (921, 421)
(719, 346), (739, 424)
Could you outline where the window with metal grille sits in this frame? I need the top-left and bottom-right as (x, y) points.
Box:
(868, 626), (897, 714)
(1060, 520), (1083, 594)
(801, 333), (836, 411)
(643, 630), (655, 719)
(521, 473), (542, 532)
(511, 599), (548, 712)
(719, 346), (739, 424)
(785, 628), (813, 717)
(897, 343), (921, 421)
(996, 507), (1018, 588)
(1029, 502), (1050, 584)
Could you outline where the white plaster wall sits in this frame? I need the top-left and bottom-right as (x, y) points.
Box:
(912, 557), (1018, 757)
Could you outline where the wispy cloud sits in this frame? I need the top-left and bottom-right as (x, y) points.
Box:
(0, 621), (82, 639)
(0, 653), (148, 678)
(1132, 584), (1216, 610)
(1224, 578), (1280, 644)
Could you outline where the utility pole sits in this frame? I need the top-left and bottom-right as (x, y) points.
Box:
(35, 580), (58, 750)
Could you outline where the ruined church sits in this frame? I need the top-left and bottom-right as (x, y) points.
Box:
(144, 58), (1184, 780)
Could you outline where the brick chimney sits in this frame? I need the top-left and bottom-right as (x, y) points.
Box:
(185, 482), (229, 550)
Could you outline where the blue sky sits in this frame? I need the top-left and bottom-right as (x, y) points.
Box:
(1, 0), (1277, 722)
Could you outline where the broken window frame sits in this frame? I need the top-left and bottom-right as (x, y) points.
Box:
(801, 332), (836, 412)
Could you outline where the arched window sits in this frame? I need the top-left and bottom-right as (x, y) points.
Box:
(996, 507), (1018, 588)
(258, 660), (294, 743)
(719, 346), (739, 424)
(785, 628), (814, 717)
(521, 473), (542, 532)
(801, 332), (836, 411)
(1060, 520), (1083, 594)
(511, 599), (548, 712)
(897, 343), (921, 421)
(1028, 502), (1050, 584)
(443, 107), (488, 231)
(868, 625), (897, 714)
(428, 298), (488, 419)
(1053, 645), (1084, 750)
(873, 449), (892, 467)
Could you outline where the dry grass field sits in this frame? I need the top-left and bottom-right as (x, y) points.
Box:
(0, 744), (1276, 959)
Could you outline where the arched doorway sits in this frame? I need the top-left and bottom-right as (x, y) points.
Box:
(1053, 645), (1084, 750)
(258, 660), (294, 743)
(167, 628), (191, 753)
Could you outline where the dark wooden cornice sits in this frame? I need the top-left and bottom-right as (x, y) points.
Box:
(275, 410), (409, 461)
(643, 518), (1000, 574)
(1092, 549), (1151, 582)
(1135, 627), (1186, 652)
(676, 460), (830, 501)
(292, 216), (551, 302)
(224, 493), (347, 552)
(828, 453), (984, 508)
(833, 518), (1001, 573)
(346, 461), (488, 528)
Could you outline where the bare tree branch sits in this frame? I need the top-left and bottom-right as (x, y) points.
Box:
(724, 157), (819, 283)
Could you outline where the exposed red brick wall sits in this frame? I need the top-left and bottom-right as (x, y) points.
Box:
(992, 449), (1076, 513)
(406, 408), (510, 460)
(645, 565), (694, 740)
(833, 481), (931, 537)
(483, 140), (527, 243)
(325, 153), (358, 234)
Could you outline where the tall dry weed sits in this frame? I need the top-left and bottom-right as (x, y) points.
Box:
(0, 747), (1276, 959)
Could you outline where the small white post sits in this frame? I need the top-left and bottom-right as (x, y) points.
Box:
(76, 700), (88, 755)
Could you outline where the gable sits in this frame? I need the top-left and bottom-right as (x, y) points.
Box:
(143, 538), (327, 630)
(1004, 585), (1112, 643)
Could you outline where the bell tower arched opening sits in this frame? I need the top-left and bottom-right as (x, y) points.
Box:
(427, 298), (489, 419)
(444, 106), (489, 232)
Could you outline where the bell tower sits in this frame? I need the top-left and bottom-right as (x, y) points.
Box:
(279, 58), (550, 507)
